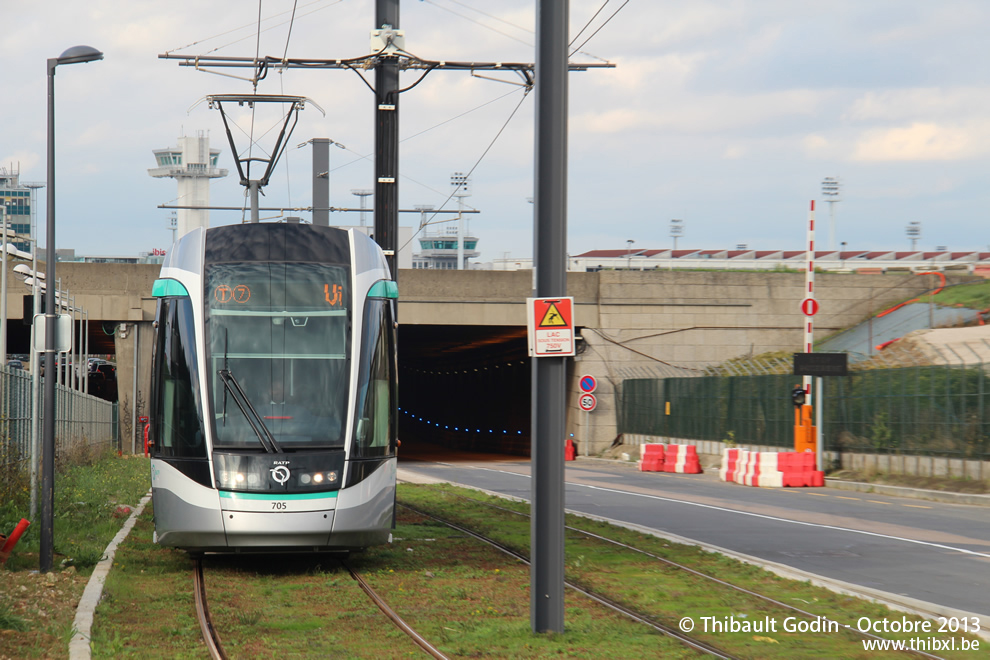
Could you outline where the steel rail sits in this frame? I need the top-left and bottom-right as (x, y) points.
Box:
(398, 503), (740, 660)
(432, 492), (946, 660)
(342, 559), (450, 660)
(194, 559), (229, 660)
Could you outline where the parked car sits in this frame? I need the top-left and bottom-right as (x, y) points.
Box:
(6, 359), (23, 370)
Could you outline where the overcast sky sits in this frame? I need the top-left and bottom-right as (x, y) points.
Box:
(4, 1), (990, 262)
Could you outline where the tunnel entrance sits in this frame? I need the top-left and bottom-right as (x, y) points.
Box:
(398, 324), (531, 459)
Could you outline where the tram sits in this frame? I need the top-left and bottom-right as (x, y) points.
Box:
(148, 223), (398, 553)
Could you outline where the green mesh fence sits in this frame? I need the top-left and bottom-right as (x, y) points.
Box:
(618, 362), (990, 460)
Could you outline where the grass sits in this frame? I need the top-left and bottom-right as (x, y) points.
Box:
(0, 447), (150, 659)
(3, 454), (984, 659)
(932, 279), (990, 310)
(91, 506), (694, 659)
(398, 484), (983, 659)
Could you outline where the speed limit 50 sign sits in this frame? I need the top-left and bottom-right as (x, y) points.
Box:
(579, 392), (597, 412)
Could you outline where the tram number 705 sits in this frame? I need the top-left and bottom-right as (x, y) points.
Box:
(271, 502), (287, 511)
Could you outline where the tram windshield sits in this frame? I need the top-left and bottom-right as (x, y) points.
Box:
(205, 262), (351, 450)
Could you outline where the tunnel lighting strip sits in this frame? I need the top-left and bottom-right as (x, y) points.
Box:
(399, 407), (525, 435)
(400, 360), (529, 377)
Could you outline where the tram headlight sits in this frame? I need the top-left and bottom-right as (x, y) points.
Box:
(313, 472), (324, 484)
(300, 473), (312, 484)
(327, 471), (338, 483)
(234, 473), (246, 484)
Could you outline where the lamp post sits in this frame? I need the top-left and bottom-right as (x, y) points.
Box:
(42, 45), (103, 574)
(626, 239), (634, 269)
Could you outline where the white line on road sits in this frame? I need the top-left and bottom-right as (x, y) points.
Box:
(462, 466), (990, 560)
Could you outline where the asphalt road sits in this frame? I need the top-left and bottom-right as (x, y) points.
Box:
(398, 454), (990, 620)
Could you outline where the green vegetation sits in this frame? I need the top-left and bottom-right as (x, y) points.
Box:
(4, 460), (983, 658)
(932, 279), (990, 310)
(0, 448), (150, 573)
(0, 449), (151, 659)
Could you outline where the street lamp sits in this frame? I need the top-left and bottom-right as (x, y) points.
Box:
(626, 239), (635, 269)
(42, 44), (103, 574)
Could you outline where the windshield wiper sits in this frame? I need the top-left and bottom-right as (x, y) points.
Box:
(217, 368), (283, 454)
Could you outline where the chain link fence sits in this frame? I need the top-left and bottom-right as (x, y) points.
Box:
(0, 364), (117, 482)
(617, 344), (990, 462)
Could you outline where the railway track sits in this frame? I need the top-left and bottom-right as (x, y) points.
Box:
(403, 492), (947, 660)
(398, 502), (740, 660)
(192, 557), (449, 660)
(193, 559), (228, 660)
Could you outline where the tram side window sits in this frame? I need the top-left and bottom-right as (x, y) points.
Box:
(352, 299), (396, 458)
(152, 297), (207, 458)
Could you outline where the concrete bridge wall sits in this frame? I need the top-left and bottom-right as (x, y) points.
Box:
(1, 263), (967, 454)
(398, 269), (969, 452)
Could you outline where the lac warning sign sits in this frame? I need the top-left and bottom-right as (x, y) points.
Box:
(527, 297), (576, 357)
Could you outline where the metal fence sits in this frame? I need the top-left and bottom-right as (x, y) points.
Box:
(0, 365), (117, 476)
(617, 350), (990, 461)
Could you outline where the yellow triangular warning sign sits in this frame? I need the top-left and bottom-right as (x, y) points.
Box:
(539, 303), (567, 327)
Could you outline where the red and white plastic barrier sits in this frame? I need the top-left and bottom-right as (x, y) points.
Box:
(639, 443), (703, 474)
(719, 448), (823, 488)
(639, 444), (665, 471)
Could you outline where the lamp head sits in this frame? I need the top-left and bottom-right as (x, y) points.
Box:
(56, 45), (104, 66)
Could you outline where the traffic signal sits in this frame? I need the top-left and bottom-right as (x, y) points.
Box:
(791, 385), (806, 408)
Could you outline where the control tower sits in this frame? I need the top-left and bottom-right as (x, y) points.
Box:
(148, 132), (227, 239)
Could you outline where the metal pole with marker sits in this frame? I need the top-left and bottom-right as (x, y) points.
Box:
(804, 201), (815, 405)
(795, 201), (819, 455)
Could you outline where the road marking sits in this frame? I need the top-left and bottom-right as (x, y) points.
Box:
(867, 500), (893, 505)
(805, 492), (830, 497)
(903, 504), (932, 509)
(458, 466), (990, 560)
(835, 496), (861, 501)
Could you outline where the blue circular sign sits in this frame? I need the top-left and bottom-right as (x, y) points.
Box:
(579, 374), (597, 393)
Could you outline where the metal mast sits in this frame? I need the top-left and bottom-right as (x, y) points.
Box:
(531, 0), (568, 634)
(374, 0), (401, 276)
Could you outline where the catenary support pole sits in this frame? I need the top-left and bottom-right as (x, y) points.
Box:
(374, 0), (400, 280)
(531, 0), (568, 635)
(311, 138), (330, 226)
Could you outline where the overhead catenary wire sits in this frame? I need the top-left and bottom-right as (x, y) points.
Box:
(421, 0), (610, 62)
(165, 0), (343, 56)
(570, 0), (611, 48)
(570, 0), (629, 57)
(326, 88), (527, 204)
(280, 0), (300, 67)
(421, 0), (531, 47)
(398, 85), (533, 254)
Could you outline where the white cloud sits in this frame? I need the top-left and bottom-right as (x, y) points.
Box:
(845, 88), (990, 123)
(853, 122), (990, 161)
